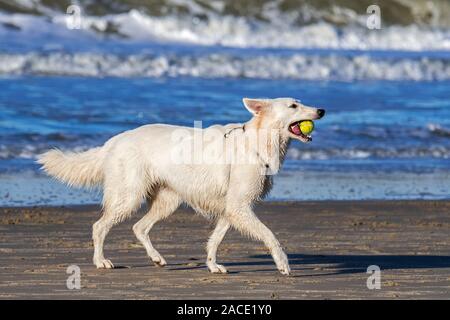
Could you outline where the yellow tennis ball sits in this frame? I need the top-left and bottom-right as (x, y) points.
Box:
(299, 120), (314, 135)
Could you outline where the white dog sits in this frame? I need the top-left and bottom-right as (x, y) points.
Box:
(38, 98), (325, 275)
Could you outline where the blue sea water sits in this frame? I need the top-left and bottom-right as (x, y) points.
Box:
(0, 2), (449, 205)
(1, 75), (449, 205)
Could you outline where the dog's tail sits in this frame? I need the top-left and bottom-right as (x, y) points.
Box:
(37, 147), (105, 188)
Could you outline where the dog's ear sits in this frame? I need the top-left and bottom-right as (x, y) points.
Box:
(242, 98), (270, 116)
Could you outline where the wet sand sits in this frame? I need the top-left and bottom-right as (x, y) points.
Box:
(0, 201), (449, 299)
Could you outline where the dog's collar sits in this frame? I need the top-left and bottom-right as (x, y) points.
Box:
(224, 124), (245, 138)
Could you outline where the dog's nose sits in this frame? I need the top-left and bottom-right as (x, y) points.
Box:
(317, 109), (326, 118)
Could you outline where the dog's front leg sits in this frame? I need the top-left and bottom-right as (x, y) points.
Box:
(206, 217), (230, 273)
(227, 207), (290, 275)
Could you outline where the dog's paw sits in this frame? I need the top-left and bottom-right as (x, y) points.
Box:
(274, 251), (291, 276)
(151, 255), (167, 267)
(94, 259), (114, 269)
(207, 262), (228, 274)
(278, 265), (291, 276)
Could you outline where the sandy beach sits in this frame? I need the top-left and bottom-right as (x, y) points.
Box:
(0, 200), (449, 299)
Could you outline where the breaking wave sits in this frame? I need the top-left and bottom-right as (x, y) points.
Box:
(49, 10), (450, 51)
(1, 1), (449, 81)
(1, 51), (449, 81)
(287, 146), (450, 161)
(0, 0), (450, 51)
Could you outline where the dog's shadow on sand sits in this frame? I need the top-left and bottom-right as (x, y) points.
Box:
(167, 254), (450, 276)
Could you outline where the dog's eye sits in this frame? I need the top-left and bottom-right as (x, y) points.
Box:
(289, 104), (297, 109)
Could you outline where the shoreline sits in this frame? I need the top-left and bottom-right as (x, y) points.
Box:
(1, 200), (449, 299)
(2, 168), (450, 206)
(2, 198), (450, 208)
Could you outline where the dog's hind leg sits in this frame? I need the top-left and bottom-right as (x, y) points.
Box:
(227, 207), (290, 275)
(93, 168), (147, 269)
(92, 214), (116, 269)
(206, 217), (230, 273)
(93, 194), (142, 269)
(133, 188), (181, 266)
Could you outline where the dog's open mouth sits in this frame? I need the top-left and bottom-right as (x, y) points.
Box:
(288, 121), (312, 142)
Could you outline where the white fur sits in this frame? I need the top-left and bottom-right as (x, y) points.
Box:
(38, 97), (324, 275)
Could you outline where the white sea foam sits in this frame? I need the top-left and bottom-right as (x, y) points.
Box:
(97, 10), (449, 51)
(287, 146), (450, 160)
(0, 51), (448, 81)
(1, 9), (450, 51)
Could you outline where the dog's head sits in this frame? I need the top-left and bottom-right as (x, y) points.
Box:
(243, 97), (325, 143)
